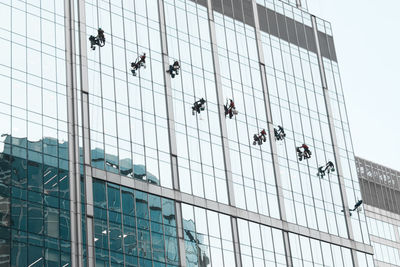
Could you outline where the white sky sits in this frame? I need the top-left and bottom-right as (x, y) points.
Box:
(307, 0), (400, 170)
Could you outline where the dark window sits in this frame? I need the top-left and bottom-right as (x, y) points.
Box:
(212, 0), (223, 14)
(222, 0), (233, 18)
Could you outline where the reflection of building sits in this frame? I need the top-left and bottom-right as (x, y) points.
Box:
(91, 179), (179, 267)
(0, 0), (375, 266)
(356, 157), (400, 266)
(0, 134), (164, 266)
(182, 219), (210, 267)
(0, 135), (71, 266)
(91, 147), (160, 185)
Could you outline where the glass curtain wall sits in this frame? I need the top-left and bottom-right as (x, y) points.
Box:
(85, 0), (173, 188)
(290, 233), (374, 267)
(258, 0), (347, 237)
(213, 10), (280, 218)
(237, 219), (287, 267)
(92, 179), (179, 266)
(0, 0), (70, 266)
(181, 203), (236, 267)
(315, 17), (370, 244)
(163, 0), (229, 203)
(256, 0), (309, 12)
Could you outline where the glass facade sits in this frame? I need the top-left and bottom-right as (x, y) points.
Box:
(213, 9), (279, 216)
(238, 219), (287, 267)
(256, 0), (309, 12)
(0, 0), (70, 266)
(371, 242), (400, 266)
(259, 8), (347, 235)
(318, 18), (370, 243)
(85, 0), (173, 188)
(289, 233), (373, 267)
(0, 0), (378, 266)
(164, 0), (229, 203)
(356, 156), (400, 214)
(181, 204), (236, 267)
(357, 157), (400, 267)
(92, 179), (179, 266)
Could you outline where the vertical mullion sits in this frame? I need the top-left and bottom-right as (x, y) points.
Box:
(167, 0), (193, 195)
(251, 1), (294, 266)
(65, 0), (84, 265)
(157, 0), (186, 266)
(311, 14), (359, 267)
(207, 1), (243, 266)
(183, 0), (207, 199)
(75, 0), (97, 265)
(158, 0), (179, 191)
(231, 20), (261, 214)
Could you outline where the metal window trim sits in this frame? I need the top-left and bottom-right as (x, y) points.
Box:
(91, 167), (375, 256)
(158, 0), (180, 191)
(207, 1), (242, 266)
(158, 0), (186, 265)
(311, 15), (359, 267)
(65, 0), (84, 266)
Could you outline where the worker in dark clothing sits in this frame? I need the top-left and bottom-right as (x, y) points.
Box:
(167, 60), (180, 78)
(131, 61), (139, 76)
(97, 28), (105, 46)
(131, 53), (147, 76)
(274, 125), (286, 141)
(192, 98), (206, 115)
(89, 35), (96, 50)
(253, 129), (267, 145)
(317, 161), (335, 178)
(296, 144), (312, 161)
(89, 28), (106, 50)
(138, 53), (146, 66)
(224, 99), (238, 119)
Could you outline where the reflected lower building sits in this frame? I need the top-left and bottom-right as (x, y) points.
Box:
(0, 0), (375, 266)
(0, 135), (70, 266)
(182, 219), (210, 267)
(91, 147), (160, 185)
(356, 157), (400, 266)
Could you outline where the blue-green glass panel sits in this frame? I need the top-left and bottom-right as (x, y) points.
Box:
(11, 242), (27, 267)
(109, 222), (123, 253)
(125, 254), (138, 267)
(93, 180), (106, 208)
(123, 214), (136, 228)
(122, 188), (135, 216)
(135, 191), (148, 220)
(45, 248), (60, 267)
(137, 229), (151, 259)
(11, 198), (27, 231)
(12, 157), (27, 188)
(28, 204), (43, 235)
(162, 199), (175, 226)
(149, 195), (162, 223)
(94, 219), (109, 249)
(59, 209), (71, 241)
(58, 169), (69, 200)
(151, 232), (165, 262)
(94, 207), (107, 220)
(107, 183), (121, 212)
(27, 245), (43, 267)
(43, 165), (58, 197)
(27, 160), (43, 192)
(108, 210), (122, 224)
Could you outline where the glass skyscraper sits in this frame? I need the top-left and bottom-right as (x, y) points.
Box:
(356, 156), (400, 267)
(0, 0), (376, 266)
